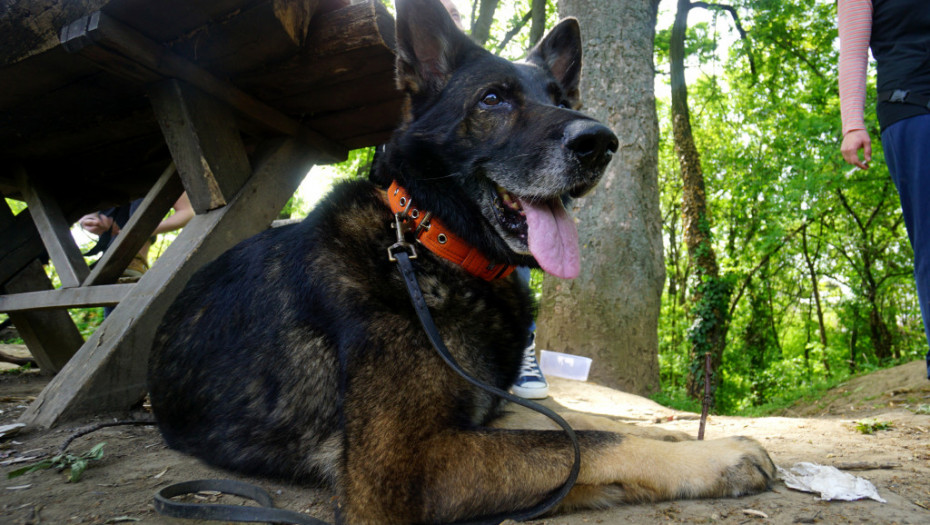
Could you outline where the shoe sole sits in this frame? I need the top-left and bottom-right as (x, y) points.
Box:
(511, 384), (549, 399)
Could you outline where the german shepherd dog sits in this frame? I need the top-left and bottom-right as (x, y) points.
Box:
(148, 0), (775, 522)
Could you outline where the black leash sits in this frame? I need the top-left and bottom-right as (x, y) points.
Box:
(154, 479), (328, 524)
(154, 214), (581, 525)
(391, 247), (581, 524)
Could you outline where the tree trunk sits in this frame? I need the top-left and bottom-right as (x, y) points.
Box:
(470, 0), (499, 45)
(669, 0), (730, 403)
(529, 0), (546, 47)
(535, 0), (663, 395)
(849, 304), (860, 372)
(868, 293), (893, 360)
(800, 222), (831, 374)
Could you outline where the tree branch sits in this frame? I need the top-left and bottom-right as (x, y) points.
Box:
(834, 187), (867, 237)
(769, 34), (826, 80)
(691, 1), (757, 79)
(496, 10), (533, 54)
(728, 213), (825, 318)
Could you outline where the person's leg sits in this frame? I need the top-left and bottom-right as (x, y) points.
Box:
(882, 114), (930, 378)
(512, 266), (549, 398)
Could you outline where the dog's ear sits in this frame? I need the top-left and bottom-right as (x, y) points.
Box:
(526, 18), (583, 108)
(394, 0), (478, 98)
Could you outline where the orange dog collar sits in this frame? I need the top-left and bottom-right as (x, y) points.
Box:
(387, 181), (516, 281)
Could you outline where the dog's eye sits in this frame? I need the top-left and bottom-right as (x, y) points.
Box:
(557, 101), (570, 109)
(480, 91), (503, 107)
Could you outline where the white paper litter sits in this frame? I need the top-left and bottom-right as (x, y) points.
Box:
(778, 462), (886, 503)
(0, 422), (25, 440)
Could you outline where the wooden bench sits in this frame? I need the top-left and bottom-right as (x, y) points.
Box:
(0, 0), (402, 428)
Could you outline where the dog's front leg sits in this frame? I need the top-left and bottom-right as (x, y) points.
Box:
(556, 433), (776, 511)
(340, 427), (611, 524)
(340, 426), (774, 524)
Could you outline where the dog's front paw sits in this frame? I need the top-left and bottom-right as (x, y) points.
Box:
(682, 436), (776, 499)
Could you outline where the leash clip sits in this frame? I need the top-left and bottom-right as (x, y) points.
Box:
(388, 211), (417, 262)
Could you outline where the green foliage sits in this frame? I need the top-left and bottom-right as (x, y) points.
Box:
(5, 197), (27, 214)
(478, 0), (559, 58)
(0, 363), (32, 375)
(854, 420), (893, 435)
(655, 0), (925, 415)
(649, 388), (702, 414)
(8, 442), (106, 483)
(69, 308), (106, 338)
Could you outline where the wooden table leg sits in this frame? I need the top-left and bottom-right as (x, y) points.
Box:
(19, 138), (323, 428)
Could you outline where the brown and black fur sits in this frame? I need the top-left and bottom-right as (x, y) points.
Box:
(148, 1), (775, 523)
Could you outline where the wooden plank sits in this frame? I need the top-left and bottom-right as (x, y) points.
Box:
(101, 0), (252, 43)
(271, 69), (400, 115)
(19, 138), (326, 428)
(0, 203), (83, 374)
(235, 47), (397, 105)
(63, 11), (347, 163)
(0, 0), (109, 68)
(18, 174), (89, 288)
(0, 0), (277, 68)
(2, 262), (85, 374)
(149, 80), (251, 213)
(166, 0), (320, 76)
(302, 0), (395, 57)
(83, 163), (183, 286)
(0, 283), (131, 312)
(0, 46), (101, 110)
(0, 210), (46, 288)
(233, 1), (397, 102)
(59, 14), (163, 84)
(0, 99), (157, 160)
(306, 97), (403, 141)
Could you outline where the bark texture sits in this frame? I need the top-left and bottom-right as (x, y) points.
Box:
(535, 0), (663, 395)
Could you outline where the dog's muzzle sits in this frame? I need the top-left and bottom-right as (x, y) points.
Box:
(563, 120), (618, 197)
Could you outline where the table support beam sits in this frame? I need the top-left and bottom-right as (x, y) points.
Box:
(19, 138), (323, 428)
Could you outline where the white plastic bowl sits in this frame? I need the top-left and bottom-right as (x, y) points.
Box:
(539, 350), (592, 381)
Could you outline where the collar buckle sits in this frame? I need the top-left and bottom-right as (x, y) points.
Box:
(387, 211), (417, 262)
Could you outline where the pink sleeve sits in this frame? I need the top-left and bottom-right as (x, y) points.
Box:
(838, 0), (872, 136)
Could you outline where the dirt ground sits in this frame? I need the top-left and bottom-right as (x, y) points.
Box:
(1, 345), (928, 524)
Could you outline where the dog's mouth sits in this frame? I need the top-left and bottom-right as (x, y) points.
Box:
(493, 185), (528, 238)
(492, 185), (580, 279)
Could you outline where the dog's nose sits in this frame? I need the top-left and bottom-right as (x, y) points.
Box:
(563, 121), (619, 170)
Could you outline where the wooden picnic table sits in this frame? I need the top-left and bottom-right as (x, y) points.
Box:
(0, 0), (402, 428)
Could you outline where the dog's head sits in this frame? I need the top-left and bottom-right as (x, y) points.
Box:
(379, 0), (618, 279)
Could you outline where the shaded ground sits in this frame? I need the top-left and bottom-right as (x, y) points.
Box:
(1, 347), (928, 524)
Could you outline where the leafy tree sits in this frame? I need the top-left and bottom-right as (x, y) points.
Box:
(654, 0), (923, 414)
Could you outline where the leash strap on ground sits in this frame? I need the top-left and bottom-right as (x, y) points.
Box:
(393, 250), (582, 525)
(154, 479), (329, 524)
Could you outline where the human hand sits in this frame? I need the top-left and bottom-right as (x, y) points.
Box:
(840, 129), (872, 170)
(79, 213), (117, 236)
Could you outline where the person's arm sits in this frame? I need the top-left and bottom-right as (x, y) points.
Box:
(838, 0), (873, 169)
(153, 192), (194, 235)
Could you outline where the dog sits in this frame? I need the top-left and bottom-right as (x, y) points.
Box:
(147, 0), (775, 522)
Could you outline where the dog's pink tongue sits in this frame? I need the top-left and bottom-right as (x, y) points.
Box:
(520, 198), (580, 279)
